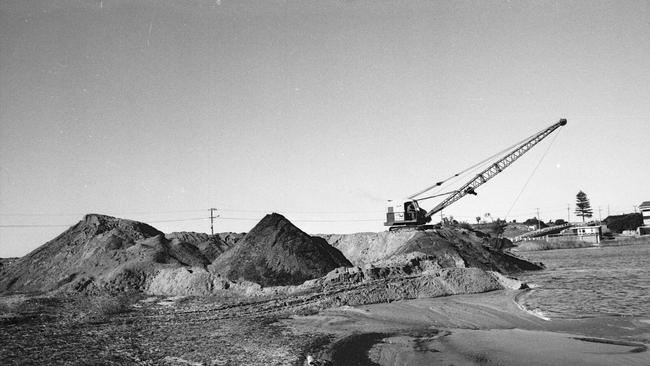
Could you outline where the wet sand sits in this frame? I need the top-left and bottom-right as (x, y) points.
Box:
(286, 290), (650, 365)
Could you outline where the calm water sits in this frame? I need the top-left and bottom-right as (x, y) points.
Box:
(515, 244), (650, 319)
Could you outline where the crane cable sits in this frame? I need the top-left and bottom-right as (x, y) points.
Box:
(409, 126), (544, 200)
(504, 126), (563, 221)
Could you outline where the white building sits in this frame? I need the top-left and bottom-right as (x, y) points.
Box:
(640, 201), (650, 226)
(639, 201), (650, 236)
(559, 225), (602, 244)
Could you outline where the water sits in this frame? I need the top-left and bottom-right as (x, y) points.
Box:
(515, 244), (650, 319)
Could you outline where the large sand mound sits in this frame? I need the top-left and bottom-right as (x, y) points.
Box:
(1, 213), (541, 300)
(322, 227), (541, 273)
(210, 213), (352, 287)
(0, 214), (211, 294)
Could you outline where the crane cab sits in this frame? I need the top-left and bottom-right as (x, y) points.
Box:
(384, 199), (430, 228)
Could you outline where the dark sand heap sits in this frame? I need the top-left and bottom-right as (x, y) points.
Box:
(393, 228), (541, 273)
(165, 231), (241, 262)
(210, 213), (352, 287)
(0, 214), (216, 294)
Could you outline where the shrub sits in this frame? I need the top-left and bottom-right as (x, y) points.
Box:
(604, 213), (642, 233)
(76, 294), (136, 322)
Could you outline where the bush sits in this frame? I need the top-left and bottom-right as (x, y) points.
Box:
(459, 222), (473, 230)
(604, 213), (642, 233)
(523, 218), (548, 229)
(76, 294), (136, 322)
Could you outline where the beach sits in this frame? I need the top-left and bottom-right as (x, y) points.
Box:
(287, 290), (650, 365)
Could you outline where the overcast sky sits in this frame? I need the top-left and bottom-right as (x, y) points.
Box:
(1, 0), (649, 257)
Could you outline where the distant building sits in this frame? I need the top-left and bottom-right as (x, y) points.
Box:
(560, 225), (602, 244)
(639, 201), (650, 236)
(578, 225), (601, 243)
(640, 201), (650, 226)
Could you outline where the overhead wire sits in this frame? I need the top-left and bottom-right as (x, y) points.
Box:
(0, 224), (73, 228)
(409, 126), (544, 200)
(0, 214), (385, 228)
(0, 208), (209, 217)
(503, 126), (563, 221)
(0, 207), (381, 217)
(0, 204), (588, 229)
(0, 123), (567, 230)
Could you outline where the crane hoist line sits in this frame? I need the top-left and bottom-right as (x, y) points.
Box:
(384, 118), (567, 231)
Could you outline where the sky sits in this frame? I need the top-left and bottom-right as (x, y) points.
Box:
(1, 0), (649, 257)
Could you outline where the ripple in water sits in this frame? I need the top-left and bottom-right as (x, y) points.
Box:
(515, 244), (650, 319)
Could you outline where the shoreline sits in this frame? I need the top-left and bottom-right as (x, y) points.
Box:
(287, 290), (650, 365)
(511, 235), (650, 252)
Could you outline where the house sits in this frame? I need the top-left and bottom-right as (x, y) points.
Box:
(640, 201), (650, 226)
(638, 201), (650, 236)
(560, 225), (602, 244)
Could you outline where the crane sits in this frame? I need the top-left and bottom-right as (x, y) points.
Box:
(384, 118), (567, 230)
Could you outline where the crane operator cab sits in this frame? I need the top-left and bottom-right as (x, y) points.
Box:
(384, 199), (431, 229)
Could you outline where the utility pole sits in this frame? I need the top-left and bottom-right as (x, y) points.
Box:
(598, 206), (602, 223)
(634, 205), (638, 214)
(209, 208), (219, 236)
(567, 203), (570, 223)
(607, 205), (610, 217)
(536, 208), (540, 230)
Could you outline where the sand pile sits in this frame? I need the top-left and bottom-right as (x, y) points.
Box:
(0, 214), (211, 294)
(288, 252), (525, 310)
(318, 231), (419, 265)
(393, 228), (541, 273)
(322, 227), (541, 273)
(0, 257), (18, 270)
(166, 231), (241, 262)
(1, 213), (540, 301)
(210, 213), (352, 287)
(170, 252), (526, 310)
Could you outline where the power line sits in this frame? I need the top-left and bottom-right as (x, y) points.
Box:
(0, 207), (381, 217)
(0, 224), (72, 228)
(0, 215), (383, 229)
(215, 216), (382, 223)
(213, 207), (381, 214)
(1, 201), (637, 230)
(0, 209), (208, 217)
(147, 217), (209, 223)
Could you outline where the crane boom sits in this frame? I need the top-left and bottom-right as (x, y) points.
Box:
(424, 118), (567, 218)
